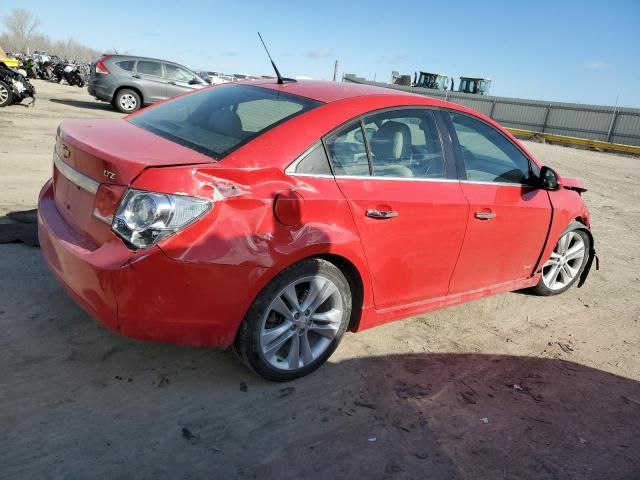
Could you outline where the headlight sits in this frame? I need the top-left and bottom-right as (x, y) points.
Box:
(112, 189), (211, 249)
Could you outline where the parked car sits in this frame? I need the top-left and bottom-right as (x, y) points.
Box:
(0, 65), (36, 107)
(88, 54), (207, 113)
(0, 56), (20, 70)
(38, 80), (597, 381)
(198, 70), (231, 85)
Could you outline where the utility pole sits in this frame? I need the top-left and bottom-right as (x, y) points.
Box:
(332, 60), (339, 82)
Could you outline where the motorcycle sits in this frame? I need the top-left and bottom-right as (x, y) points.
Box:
(20, 57), (39, 79)
(51, 61), (85, 87)
(39, 61), (54, 81)
(63, 63), (85, 87)
(0, 65), (36, 107)
(52, 61), (66, 83)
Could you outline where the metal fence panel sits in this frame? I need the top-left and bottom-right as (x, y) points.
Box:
(343, 75), (640, 147)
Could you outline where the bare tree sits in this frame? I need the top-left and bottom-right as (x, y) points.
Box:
(3, 8), (40, 53)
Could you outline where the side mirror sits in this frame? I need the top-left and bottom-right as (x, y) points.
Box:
(189, 78), (200, 85)
(539, 166), (561, 191)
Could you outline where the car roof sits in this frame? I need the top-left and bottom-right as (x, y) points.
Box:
(106, 54), (188, 67)
(246, 79), (449, 105)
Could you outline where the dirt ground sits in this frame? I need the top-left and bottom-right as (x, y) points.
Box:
(1, 81), (639, 480)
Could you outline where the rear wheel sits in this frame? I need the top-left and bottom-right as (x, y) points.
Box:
(532, 229), (590, 296)
(113, 88), (141, 113)
(235, 258), (352, 381)
(0, 81), (12, 107)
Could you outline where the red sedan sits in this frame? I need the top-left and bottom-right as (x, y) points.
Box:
(38, 80), (597, 381)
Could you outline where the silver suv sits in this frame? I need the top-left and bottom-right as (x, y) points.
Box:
(88, 54), (207, 113)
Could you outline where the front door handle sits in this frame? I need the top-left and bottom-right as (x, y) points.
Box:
(168, 81), (176, 85)
(475, 211), (496, 220)
(132, 74), (141, 79)
(366, 209), (399, 219)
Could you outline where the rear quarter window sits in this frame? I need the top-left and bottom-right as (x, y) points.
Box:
(115, 60), (135, 72)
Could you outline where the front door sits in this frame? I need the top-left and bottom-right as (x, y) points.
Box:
(164, 63), (200, 99)
(445, 111), (552, 294)
(325, 108), (469, 309)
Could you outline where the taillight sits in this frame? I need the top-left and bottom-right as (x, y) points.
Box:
(93, 184), (126, 224)
(95, 55), (111, 74)
(112, 189), (212, 249)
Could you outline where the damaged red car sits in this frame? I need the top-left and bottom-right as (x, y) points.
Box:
(38, 80), (597, 381)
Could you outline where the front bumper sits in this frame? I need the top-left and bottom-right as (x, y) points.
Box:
(38, 180), (260, 347)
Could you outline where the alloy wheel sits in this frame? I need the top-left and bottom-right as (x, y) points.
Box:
(0, 84), (9, 105)
(260, 275), (343, 371)
(541, 231), (586, 291)
(119, 94), (137, 111)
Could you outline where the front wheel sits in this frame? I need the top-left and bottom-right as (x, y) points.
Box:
(532, 229), (590, 296)
(0, 81), (12, 107)
(235, 259), (352, 381)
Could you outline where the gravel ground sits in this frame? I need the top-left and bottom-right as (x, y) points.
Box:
(1, 80), (639, 480)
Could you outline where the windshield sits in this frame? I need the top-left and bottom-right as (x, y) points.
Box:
(129, 84), (322, 159)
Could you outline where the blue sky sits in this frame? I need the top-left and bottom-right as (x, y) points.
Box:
(2, 0), (639, 107)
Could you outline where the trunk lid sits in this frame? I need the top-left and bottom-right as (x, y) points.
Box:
(58, 119), (214, 185)
(53, 119), (213, 245)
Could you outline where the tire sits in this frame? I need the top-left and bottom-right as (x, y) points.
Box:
(235, 258), (352, 381)
(0, 80), (12, 107)
(113, 88), (141, 113)
(532, 228), (590, 296)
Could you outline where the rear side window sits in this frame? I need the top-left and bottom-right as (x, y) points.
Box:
(115, 60), (135, 72)
(292, 144), (332, 175)
(136, 60), (162, 77)
(363, 109), (445, 178)
(129, 84), (322, 159)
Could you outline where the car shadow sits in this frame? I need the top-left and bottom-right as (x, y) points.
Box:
(1, 241), (638, 479)
(49, 98), (115, 112)
(0, 209), (38, 246)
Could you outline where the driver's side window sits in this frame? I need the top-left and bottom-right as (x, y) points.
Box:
(449, 112), (531, 184)
(165, 64), (194, 83)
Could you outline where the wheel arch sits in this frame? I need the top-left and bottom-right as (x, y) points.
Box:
(564, 219), (597, 288)
(235, 249), (370, 343)
(315, 253), (365, 332)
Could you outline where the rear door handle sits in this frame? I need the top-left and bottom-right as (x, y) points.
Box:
(366, 209), (399, 219)
(132, 74), (141, 79)
(475, 211), (496, 220)
(168, 81), (176, 85)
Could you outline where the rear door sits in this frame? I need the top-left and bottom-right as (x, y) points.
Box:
(133, 60), (166, 103)
(164, 63), (201, 98)
(445, 111), (552, 294)
(326, 108), (469, 309)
